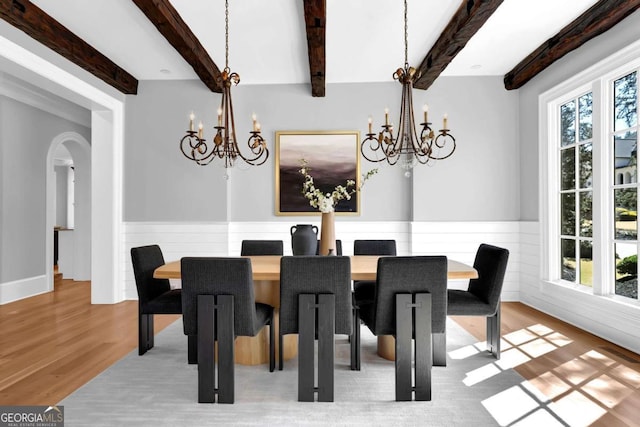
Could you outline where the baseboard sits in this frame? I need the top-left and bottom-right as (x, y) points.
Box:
(0, 275), (50, 305)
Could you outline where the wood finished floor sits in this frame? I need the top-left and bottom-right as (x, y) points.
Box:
(1, 280), (639, 426)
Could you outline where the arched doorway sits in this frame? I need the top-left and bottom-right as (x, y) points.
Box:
(46, 132), (91, 290)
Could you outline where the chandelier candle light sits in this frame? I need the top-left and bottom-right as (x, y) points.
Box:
(361, 0), (456, 177)
(179, 0), (268, 172)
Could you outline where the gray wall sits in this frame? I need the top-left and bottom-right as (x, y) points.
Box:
(0, 96), (89, 282)
(124, 80), (229, 222)
(518, 10), (640, 221)
(413, 76), (519, 221)
(125, 78), (520, 222)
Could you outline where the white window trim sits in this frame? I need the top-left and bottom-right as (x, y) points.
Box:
(540, 38), (640, 307)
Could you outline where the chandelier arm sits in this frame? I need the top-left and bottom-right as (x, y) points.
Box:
(178, 0), (269, 171)
(359, 134), (387, 163)
(359, 0), (456, 171)
(429, 134), (457, 160)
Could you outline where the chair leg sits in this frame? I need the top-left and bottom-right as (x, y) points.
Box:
(317, 294), (335, 402)
(188, 335), (197, 364)
(414, 294), (432, 401)
(147, 314), (154, 350)
(278, 331), (284, 371)
(216, 295), (235, 404)
(350, 306), (361, 370)
(395, 294), (413, 401)
(197, 295), (215, 403)
(487, 302), (501, 359)
(432, 332), (446, 367)
(298, 294), (316, 402)
(269, 309), (275, 372)
(138, 313), (152, 355)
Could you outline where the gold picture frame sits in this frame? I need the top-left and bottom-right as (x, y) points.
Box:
(275, 130), (361, 216)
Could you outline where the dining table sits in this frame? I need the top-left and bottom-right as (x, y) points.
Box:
(154, 255), (478, 365)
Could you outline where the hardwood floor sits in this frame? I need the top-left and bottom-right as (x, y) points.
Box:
(1, 281), (639, 426)
(452, 304), (640, 427)
(0, 279), (178, 405)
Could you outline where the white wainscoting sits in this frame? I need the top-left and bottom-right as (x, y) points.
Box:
(122, 222), (229, 300)
(122, 220), (526, 301)
(518, 222), (640, 354)
(411, 221), (524, 301)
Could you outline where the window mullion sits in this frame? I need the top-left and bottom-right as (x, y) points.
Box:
(592, 79), (607, 295)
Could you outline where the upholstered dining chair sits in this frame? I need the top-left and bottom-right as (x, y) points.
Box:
(279, 256), (353, 402)
(447, 244), (509, 359)
(130, 245), (182, 356)
(351, 239), (397, 370)
(354, 256), (448, 401)
(353, 239), (397, 301)
(240, 240), (284, 256)
(181, 257), (275, 403)
(316, 239), (342, 256)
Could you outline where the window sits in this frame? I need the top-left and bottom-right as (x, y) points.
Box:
(546, 56), (640, 303)
(559, 93), (593, 287)
(612, 71), (638, 300)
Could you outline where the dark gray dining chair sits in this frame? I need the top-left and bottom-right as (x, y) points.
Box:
(354, 256), (448, 401)
(279, 256), (352, 402)
(351, 239), (397, 370)
(447, 244), (509, 359)
(353, 239), (397, 301)
(181, 257), (275, 403)
(131, 245), (183, 356)
(240, 240), (284, 256)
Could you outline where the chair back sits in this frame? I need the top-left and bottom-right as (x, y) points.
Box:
(131, 245), (171, 307)
(180, 257), (259, 337)
(467, 244), (509, 315)
(316, 240), (343, 255)
(241, 240), (284, 256)
(372, 256), (448, 335)
(354, 240), (397, 256)
(279, 256), (352, 335)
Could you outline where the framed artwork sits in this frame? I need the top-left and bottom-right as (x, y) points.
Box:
(275, 130), (361, 216)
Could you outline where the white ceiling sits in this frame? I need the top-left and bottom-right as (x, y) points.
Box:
(28, 0), (601, 87)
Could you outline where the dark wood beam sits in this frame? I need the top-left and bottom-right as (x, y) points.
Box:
(303, 0), (326, 97)
(414, 0), (504, 90)
(0, 0), (138, 94)
(504, 0), (640, 90)
(132, 0), (222, 93)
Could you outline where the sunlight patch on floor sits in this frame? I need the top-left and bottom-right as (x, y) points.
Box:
(482, 385), (541, 426)
(548, 390), (607, 426)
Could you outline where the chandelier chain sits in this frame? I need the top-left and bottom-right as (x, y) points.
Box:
(225, 0), (229, 69)
(404, 0), (408, 67)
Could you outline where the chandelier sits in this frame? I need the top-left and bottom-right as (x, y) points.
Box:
(361, 0), (456, 177)
(179, 0), (268, 170)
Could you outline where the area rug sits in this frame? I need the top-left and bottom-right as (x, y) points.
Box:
(59, 319), (527, 426)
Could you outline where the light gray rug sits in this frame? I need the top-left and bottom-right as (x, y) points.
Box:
(60, 319), (527, 426)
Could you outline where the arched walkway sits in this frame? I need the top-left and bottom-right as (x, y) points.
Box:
(46, 132), (91, 290)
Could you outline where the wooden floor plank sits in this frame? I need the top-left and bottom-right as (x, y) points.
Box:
(452, 303), (640, 427)
(0, 280), (178, 405)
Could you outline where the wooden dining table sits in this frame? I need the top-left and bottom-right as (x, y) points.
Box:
(154, 255), (478, 365)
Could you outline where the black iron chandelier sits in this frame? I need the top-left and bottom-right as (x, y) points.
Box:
(180, 0), (268, 170)
(361, 0), (456, 177)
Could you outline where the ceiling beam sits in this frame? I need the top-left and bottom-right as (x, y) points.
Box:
(0, 0), (138, 94)
(504, 0), (640, 90)
(132, 0), (222, 93)
(303, 0), (326, 97)
(414, 0), (504, 90)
